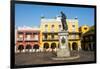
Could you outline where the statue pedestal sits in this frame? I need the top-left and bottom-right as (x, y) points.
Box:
(57, 31), (70, 57)
(57, 48), (70, 57)
(52, 32), (80, 60)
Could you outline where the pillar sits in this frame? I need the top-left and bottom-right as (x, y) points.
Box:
(78, 41), (81, 51)
(91, 42), (93, 51)
(22, 46), (26, 53)
(70, 42), (73, 51)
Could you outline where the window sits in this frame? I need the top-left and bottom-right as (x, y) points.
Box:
(25, 32), (32, 39)
(84, 27), (87, 30)
(18, 32), (23, 38)
(72, 35), (76, 39)
(85, 37), (88, 40)
(45, 24), (48, 32)
(59, 25), (61, 29)
(51, 25), (54, 28)
(72, 25), (75, 28)
(59, 25), (61, 27)
(59, 25), (62, 31)
(72, 24), (75, 32)
(45, 24), (48, 27)
(26, 35), (31, 39)
(44, 34), (47, 39)
(51, 25), (55, 32)
(18, 35), (23, 38)
(34, 35), (38, 40)
(51, 34), (54, 39)
(90, 36), (93, 40)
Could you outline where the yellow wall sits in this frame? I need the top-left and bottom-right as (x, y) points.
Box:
(40, 22), (61, 32)
(80, 25), (89, 34)
(67, 19), (79, 32)
(40, 18), (81, 50)
(40, 20), (61, 48)
(68, 40), (81, 50)
(41, 19), (79, 33)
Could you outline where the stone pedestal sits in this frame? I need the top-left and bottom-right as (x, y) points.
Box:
(57, 31), (70, 57)
(52, 31), (80, 60)
(57, 48), (70, 57)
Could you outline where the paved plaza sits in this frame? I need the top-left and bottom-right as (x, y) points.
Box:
(15, 50), (95, 66)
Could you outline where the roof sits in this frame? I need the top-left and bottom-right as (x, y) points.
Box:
(17, 26), (40, 31)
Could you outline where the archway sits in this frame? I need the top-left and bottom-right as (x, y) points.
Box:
(72, 42), (78, 50)
(85, 44), (88, 51)
(26, 44), (32, 52)
(58, 43), (60, 48)
(51, 43), (56, 49)
(18, 45), (24, 52)
(68, 43), (71, 50)
(44, 43), (49, 49)
(89, 43), (92, 51)
(33, 44), (39, 52)
(93, 43), (95, 51)
(81, 43), (85, 50)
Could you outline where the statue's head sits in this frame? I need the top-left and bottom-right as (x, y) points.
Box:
(60, 11), (63, 14)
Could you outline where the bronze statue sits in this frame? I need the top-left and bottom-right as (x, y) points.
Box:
(61, 11), (68, 31)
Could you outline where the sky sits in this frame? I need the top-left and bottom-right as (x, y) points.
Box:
(15, 4), (95, 28)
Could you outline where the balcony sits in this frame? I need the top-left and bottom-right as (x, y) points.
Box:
(24, 38), (38, 41)
(17, 38), (23, 41)
(42, 32), (58, 35)
(68, 38), (80, 41)
(42, 38), (58, 41)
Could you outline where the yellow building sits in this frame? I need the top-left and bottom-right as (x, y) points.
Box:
(79, 25), (89, 34)
(40, 17), (62, 51)
(40, 16), (81, 51)
(67, 18), (81, 51)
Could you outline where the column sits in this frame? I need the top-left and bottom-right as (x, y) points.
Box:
(70, 42), (73, 51)
(91, 42), (93, 51)
(78, 41), (81, 51)
(21, 44), (25, 53)
(23, 32), (25, 42)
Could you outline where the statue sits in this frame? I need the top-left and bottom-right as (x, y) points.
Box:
(61, 11), (68, 31)
(52, 11), (80, 60)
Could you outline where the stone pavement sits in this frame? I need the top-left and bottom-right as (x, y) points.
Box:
(15, 50), (95, 66)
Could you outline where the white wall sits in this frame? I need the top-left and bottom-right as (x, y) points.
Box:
(0, 0), (99, 69)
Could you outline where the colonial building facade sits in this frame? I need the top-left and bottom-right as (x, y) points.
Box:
(15, 16), (82, 53)
(67, 18), (81, 51)
(40, 17), (62, 52)
(40, 16), (81, 52)
(81, 26), (95, 51)
(15, 27), (41, 53)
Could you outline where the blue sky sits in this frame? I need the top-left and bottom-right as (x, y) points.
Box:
(15, 4), (95, 28)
